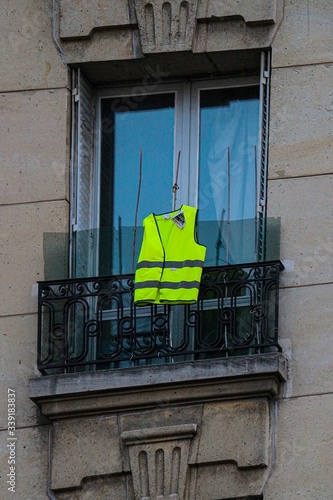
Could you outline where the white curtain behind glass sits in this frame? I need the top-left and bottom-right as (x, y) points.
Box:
(199, 94), (259, 265)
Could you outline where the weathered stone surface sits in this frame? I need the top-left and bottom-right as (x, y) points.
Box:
(59, 0), (131, 39)
(60, 28), (135, 64)
(29, 354), (287, 419)
(268, 175), (333, 287)
(196, 399), (269, 467)
(0, 315), (41, 429)
(135, 0), (199, 53)
(49, 399), (275, 496)
(57, 0), (284, 62)
(0, 0), (68, 92)
(269, 64), (333, 179)
(30, 354), (285, 497)
(120, 405), (203, 468)
(272, 0), (333, 68)
(279, 284), (333, 398)
(263, 395), (333, 498)
(197, 0), (281, 25)
(0, 201), (69, 317)
(55, 474), (134, 499)
(196, 16), (283, 54)
(121, 424), (197, 499)
(59, 0), (282, 58)
(0, 89), (70, 205)
(0, 425), (49, 499)
(120, 406), (202, 434)
(51, 415), (122, 490)
(188, 462), (269, 499)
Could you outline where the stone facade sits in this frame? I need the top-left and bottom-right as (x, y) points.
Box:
(1, 0), (333, 499)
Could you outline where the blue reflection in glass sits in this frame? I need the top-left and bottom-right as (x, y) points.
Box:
(100, 93), (175, 275)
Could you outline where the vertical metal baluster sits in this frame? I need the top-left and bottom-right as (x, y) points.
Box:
(224, 271), (229, 357)
(255, 270), (262, 351)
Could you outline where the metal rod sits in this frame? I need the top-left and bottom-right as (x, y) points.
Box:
(254, 145), (258, 260)
(172, 151), (181, 210)
(215, 208), (225, 266)
(132, 149), (143, 272)
(118, 215), (122, 275)
(226, 147), (231, 265)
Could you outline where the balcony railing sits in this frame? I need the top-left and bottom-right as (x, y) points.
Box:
(37, 261), (284, 374)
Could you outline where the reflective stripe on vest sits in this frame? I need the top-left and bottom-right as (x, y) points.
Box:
(134, 205), (206, 305)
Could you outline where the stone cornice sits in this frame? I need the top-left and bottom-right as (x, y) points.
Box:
(57, 0), (284, 63)
(60, 0), (282, 40)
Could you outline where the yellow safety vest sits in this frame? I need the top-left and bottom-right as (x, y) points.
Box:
(134, 205), (206, 305)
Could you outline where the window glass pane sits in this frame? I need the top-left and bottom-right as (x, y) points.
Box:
(100, 93), (175, 276)
(197, 86), (260, 266)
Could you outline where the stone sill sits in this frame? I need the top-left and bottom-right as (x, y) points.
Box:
(29, 353), (287, 420)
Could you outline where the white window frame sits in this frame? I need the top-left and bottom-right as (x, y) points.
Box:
(70, 51), (271, 278)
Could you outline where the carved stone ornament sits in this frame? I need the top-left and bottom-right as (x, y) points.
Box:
(134, 0), (199, 53)
(121, 424), (197, 499)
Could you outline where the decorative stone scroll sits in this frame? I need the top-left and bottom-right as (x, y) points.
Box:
(134, 0), (199, 53)
(121, 424), (197, 499)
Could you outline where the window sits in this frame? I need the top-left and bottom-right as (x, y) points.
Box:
(37, 52), (282, 373)
(70, 52), (270, 279)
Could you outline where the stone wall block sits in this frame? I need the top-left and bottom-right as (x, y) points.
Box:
(194, 0), (283, 53)
(279, 284), (333, 398)
(0, 0), (68, 92)
(263, 395), (333, 498)
(59, 0), (132, 39)
(59, 29), (135, 65)
(0, 426), (49, 499)
(51, 415), (122, 490)
(189, 462), (268, 500)
(0, 201), (69, 316)
(55, 474), (134, 499)
(269, 65), (333, 179)
(0, 89), (70, 205)
(0, 315), (41, 429)
(272, 0), (333, 67)
(195, 21), (275, 54)
(197, 0), (280, 25)
(268, 175), (333, 287)
(196, 399), (270, 467)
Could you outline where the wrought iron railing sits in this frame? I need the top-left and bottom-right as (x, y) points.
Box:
(37, 261), (284, 374)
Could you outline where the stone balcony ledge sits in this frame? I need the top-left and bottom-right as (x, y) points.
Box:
(29, 353), (287, 420)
